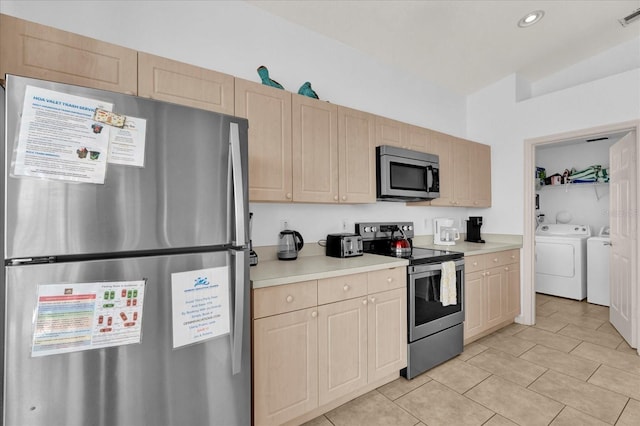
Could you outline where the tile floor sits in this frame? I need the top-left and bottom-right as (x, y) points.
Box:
(304, 294), (640, 426)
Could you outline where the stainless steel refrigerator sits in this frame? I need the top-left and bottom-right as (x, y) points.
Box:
(1, 75), (251, 426)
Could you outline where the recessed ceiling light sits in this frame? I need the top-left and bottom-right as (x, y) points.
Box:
(518, 10), (545, 28)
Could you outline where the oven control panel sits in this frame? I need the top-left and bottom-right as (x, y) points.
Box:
(356, 222), (414, 240)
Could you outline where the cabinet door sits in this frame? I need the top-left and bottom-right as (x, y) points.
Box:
(138, 52), (234, 114)
(367, 288), (407, 382)
(254, 308), (318, 426)
(469, 142), (492, 207)
(292, 94), (339, 203)
(485, 266), (505, 329)
(505, 262), (521, 318)
(427, 131), (454, 206)
(0, 14), (137, 94)
(375, 116), (406, 148)
(338, 106), (376, 203)
(406, 124), (431, 152)
(318, 298), (367, 405)
(464, 271), (485, 340)
(451, 138), (472, 206)
(235, 78), (293, 202)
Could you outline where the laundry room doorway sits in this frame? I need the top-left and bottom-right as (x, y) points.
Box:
(523, 120), (640, 354)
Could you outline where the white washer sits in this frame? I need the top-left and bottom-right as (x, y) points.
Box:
(587, 227), (611, 306)
(535, 224), (591, 300)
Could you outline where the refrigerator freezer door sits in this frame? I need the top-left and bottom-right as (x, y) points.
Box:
(3, 75), (249, 259)
(3, 250), (251, 426)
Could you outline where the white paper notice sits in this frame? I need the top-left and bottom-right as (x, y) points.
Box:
(171, 267), (231, 349)
(107, 115), (147, 167)
(31, 280), (146, 357)
(14, 86), (113, 184)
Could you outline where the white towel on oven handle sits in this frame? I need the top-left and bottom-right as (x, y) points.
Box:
(440, 261), (457, 306)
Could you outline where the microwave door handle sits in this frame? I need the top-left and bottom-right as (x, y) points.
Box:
(427, 165), (433, 191)
(431, 167), (439, 192)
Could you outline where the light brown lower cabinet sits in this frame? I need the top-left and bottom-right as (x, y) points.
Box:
(464, 249), (520, 344)
(252, 267), (407, 426)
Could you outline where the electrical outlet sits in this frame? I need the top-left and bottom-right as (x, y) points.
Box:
(280, 219), (289, 230)
(342, 219), (348, 231)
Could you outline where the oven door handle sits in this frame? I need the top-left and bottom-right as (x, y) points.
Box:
(409, 258), (464, 275)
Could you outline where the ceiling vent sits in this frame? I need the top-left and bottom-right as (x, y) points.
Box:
(619, 8), (640, 27)
(586, 137), (609, 143)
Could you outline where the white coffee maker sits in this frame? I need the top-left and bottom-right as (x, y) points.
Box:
(434, 218), (460, 246)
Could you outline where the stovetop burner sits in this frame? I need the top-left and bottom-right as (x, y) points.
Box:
(356, 221), (463, 265)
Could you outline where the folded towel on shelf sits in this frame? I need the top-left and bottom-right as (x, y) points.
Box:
(568, 165), (609, 183)
(440, 261), (457, 306)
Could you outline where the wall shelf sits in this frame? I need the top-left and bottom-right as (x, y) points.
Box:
(536, 182), (609, 200)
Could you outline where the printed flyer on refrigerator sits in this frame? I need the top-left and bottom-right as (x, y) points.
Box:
(13, 86), (113, 184)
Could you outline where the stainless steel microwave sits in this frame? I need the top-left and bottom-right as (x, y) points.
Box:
(376, 145), (440, 201)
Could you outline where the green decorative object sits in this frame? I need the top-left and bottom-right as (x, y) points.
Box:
(257, 65), (284, 89)
(298, 82), (319, 99)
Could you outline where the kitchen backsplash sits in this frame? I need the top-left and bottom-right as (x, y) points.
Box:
(250, 202), (479, 247)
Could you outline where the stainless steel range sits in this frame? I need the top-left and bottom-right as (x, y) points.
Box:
(356, 221), (465, 379)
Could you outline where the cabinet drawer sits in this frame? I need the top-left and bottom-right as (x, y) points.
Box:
(486, 250), (520, 268)
(318, 273), (368, 305)
(253, 280), (317, 319)
(465, 255), (485, 273)
(367, 267), (406, 294)
(499, 249), (520, 265)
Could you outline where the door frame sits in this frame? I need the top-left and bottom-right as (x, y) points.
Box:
(522, 120), (640, 353)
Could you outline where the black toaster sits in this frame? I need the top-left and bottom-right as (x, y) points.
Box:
(325, 233), (363, 258)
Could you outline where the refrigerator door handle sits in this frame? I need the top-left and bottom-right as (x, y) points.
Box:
(229, 122), (247, 247)
(230, 249), (245, 375)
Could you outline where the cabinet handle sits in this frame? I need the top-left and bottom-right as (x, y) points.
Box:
(286, 295), (294, 303)
(362, 299), (368, 305)
(286, 193), (292, 199)
(473, 261), (478, 266)
(505, 267), (509, 271)
(511, 255), (516, 260)
(485, 271), (490, 276)
(341, 195), (347, 201)
(311, 311), (317, 318)
(387, 277), (393, 283)
(493, 258), (498, 263)
(343, 284), (350, 292)
(334, 195), (339, 201)
(370, 297), (376, 303)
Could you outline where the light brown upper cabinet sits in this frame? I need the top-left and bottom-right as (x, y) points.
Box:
(338, 106), (376, 203)
(375, 116), (405, 148)
(0, 14), (137, 94)
(138, 53), (234, 115)
(293, 98), (376, 204)
(469, 141), (492, 207)
(406, 124), (430, 152)
(375, 116), (429, 152)
(292, 94), (339, 203)
(235, 78), (293, 202)
(423, 132), (492, 208)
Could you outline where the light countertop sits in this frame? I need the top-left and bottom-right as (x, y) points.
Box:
(250, 253), (408, 289)
(250, 234), (522, 289)
(412, 233), (523, 256)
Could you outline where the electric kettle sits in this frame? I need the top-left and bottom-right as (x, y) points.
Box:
(277, 230), (304, 260)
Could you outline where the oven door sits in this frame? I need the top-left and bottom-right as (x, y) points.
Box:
(408, 259), (465, 342)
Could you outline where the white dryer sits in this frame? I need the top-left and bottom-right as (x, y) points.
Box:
(535, 224), (591, 300)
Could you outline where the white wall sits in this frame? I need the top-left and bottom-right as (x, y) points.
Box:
(0, 0), (473, 247)
(4, 1), (639, 246)
(535, 139), (617, 232)
(468, 68), (640, 234)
